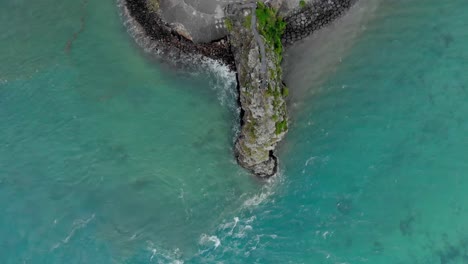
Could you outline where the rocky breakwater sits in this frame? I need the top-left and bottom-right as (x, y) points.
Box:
(282, 0), (355, 44)
(226, 2), (288, 177)
(120, 0), (235, 68)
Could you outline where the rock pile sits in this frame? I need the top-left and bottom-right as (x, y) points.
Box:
(282, 0), (354, 44)
(123, 0), (235, 69)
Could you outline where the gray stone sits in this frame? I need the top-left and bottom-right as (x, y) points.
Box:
(226, 3), (288, 177)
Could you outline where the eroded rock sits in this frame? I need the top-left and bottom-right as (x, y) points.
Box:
(226, 3), (288, 177)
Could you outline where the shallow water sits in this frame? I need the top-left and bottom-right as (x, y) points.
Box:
(1, 0), (468, 263)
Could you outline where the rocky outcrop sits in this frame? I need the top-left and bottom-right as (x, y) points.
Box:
(226, 2), (288, 177)
(120, 0), (357, 178)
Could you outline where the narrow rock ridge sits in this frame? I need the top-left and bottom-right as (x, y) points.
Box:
(226, 2), (288, 177)
(226, 2), (268, 88)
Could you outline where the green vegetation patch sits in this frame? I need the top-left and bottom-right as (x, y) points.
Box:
(243, 118), (258, 142)
(255, 2), (287, 61)
(243, 14), (252, 29)
(299, 0), (306, 8)
(275, 119), (288, 135)
(147, 0), (160, 12)
(225, 18), (233, 32)
(282, 86), (289, 97)
(266, 85), (281, 98)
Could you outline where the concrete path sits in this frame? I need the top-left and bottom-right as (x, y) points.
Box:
(159, 0), (236, 42)
(157, 0), (269, 84)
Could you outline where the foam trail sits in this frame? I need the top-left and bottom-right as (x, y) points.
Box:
(146, 241), (184, 263)
(51, 213), (95, 251)
(242, 170), (284, 209)
(199, 234), (221, 249)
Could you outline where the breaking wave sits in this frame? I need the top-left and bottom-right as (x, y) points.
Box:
(51, 213), (96, 251)
(192, 171), (285, 261)
(146, 241), (184, 264)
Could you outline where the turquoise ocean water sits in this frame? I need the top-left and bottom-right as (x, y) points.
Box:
(1, 0), (468, 263)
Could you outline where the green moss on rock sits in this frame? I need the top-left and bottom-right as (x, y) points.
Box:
(146, 0), (160, 12)
(225, 18), (233, 31)
(243, 14), (252, 28)
(275, 120), (288, 135)
(255, 2), (287, 62)
(282, 86), (289, 97)
(299, 0), (306, 8)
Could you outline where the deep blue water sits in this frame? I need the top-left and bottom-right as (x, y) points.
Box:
(1, 0), (468, 263)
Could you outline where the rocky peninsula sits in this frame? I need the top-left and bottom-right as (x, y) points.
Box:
(119, 0), (355, 177)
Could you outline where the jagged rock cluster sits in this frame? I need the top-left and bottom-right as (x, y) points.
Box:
(282, 0), (354, 44)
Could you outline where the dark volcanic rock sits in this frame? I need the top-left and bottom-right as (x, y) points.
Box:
(282, 0), (356, 45)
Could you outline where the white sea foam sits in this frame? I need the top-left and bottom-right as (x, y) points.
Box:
(305, 156), (317, 166)
(198, 173), (284, 257)
(199, 234), (221, 250)
(242, 191), (271, 208)
(117, 0), (162, 56)
(204, 58), (238, 112)
(195, 173), (284, 256)
(224, 216), (239, 235)
(194, 170), (286, 258)
(51, 213), (95, 251)
(146, 241), (184, 263)
(242, 170), (284, 209)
